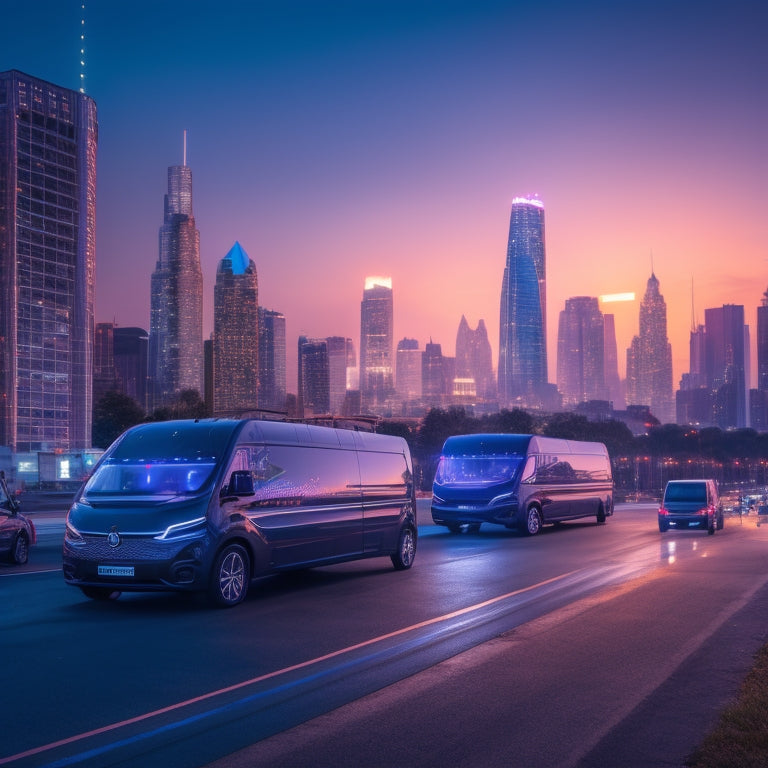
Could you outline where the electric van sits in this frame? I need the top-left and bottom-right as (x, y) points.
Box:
(63, 419), (417, 606)
(431, 433), (613, 536)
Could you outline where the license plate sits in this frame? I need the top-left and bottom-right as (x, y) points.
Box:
(98, 565), (134, 577)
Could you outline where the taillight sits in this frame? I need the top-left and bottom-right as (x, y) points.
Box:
(659, 507), (668, 516)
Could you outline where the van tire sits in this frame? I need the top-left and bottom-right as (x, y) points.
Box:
(391, 526), (416, 570)
(525, 506), (542, 536)
(596, 504), (606, 524)
(209, 544), (250, 607)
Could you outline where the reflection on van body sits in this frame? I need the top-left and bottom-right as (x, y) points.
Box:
(63, 419), (417, 606)
(431, 434), (613, 536)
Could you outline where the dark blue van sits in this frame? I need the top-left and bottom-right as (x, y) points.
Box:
(63, 419), (417, 606)
(431, 434), (613, 535)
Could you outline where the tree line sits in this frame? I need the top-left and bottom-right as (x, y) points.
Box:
(94, 394), (768, 494)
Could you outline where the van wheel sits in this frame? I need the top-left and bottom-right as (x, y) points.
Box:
(708, 521), (715, 535)
(209, 544), (250, 607)
(391, 526), (416, 570)
(466, 523), (481, 533)
(525, 507), (542, 536)
(596, 504), (606, 524)
(659, 520), (669, 532)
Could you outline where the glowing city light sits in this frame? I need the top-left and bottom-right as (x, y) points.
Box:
(599, 292), (636, 303)
(364, 276), (392, 290)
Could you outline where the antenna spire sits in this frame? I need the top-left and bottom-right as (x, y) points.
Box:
(79, 3), (87, 94)
(183, 130), (187, 166)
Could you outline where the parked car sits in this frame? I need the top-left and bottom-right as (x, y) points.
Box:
(0, 472), (36, 564)
(658, 479), (724, 535)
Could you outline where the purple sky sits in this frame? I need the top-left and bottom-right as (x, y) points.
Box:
(3, 0), (767, 393)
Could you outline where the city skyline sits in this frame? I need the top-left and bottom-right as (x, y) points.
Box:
(1, 1), (767, 394)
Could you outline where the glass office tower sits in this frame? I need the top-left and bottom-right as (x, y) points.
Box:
(149, 150), (203, 409)
(258, 307), (286, 412)
(0, 70), (97, 451)
(498, 197), (547, 406)
(360, 276), (394, 412)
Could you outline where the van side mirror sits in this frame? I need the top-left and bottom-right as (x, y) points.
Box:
(228, 470), (255, 497)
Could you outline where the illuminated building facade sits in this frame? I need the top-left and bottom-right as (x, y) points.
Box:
(258, 307), (286, 412)
(396, 338), (422, 404)
(360, 276), (394, 412)
(213, 242), (258, 416)
(556, 297), (606, 405)
(326, 336), (354, 415)
(0, 70), (97, 451)
(298, 336), (330, 417)
(626, 273), (674, 424)
(498, 197), (547, 406)
(149, 151), (203, 409)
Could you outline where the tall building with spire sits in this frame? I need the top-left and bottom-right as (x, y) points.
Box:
(360, 276), (394, 413)
(149, 139), (203, 409)
(0, 70), (97, 452)
(626, 272), (674, 424)
(498, 197), (547, 407)
(212, 242), (258, 416)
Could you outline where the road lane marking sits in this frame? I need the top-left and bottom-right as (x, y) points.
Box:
(0, 569), (580, 766)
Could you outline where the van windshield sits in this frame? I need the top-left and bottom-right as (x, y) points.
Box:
(665, 483), (707, 504)
(84, 422), (235, 496)
(435, 455), (524, 486)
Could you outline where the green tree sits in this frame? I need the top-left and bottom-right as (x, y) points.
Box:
(149, 389), (210, 422)
(92, 390), (146, 448)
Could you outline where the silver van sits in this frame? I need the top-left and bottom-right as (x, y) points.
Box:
(431, 434), (613, 536)
(63, 419), (417, 606)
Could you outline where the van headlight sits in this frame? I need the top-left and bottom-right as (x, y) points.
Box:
(154, 517), (207, 541)
(65, 521), (86, 545)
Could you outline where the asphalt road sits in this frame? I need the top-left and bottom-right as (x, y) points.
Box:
(3, 501), (768, 768)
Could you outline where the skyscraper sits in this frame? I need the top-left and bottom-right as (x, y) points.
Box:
(0, 70), (97, 452)
(360, 276), (394, 412)
(626, 272), (674, 424)
(113, 327), (149, 411)
(757, 289), (768, 391)
(326, 336), (354, 415)
(149, 142), (203, 409)
(422, 340), (444, 406)
(602, 314), (624, 409)
(455, 316), (494, 401)
(498, 197), (547, 406)
(396, 338), (422, 405)
(212, 242), (258, 416)
(705, 305), (748, 429)
(556, 297), (606, 405)
(298, 336), (330, 417)
(258, 307), (286, 412)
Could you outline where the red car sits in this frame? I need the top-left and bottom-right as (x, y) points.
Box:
(0, 472), (36, 564)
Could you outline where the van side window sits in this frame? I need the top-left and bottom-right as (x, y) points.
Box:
(225, 445), (361, 506)
(358, 451), (410, 501)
